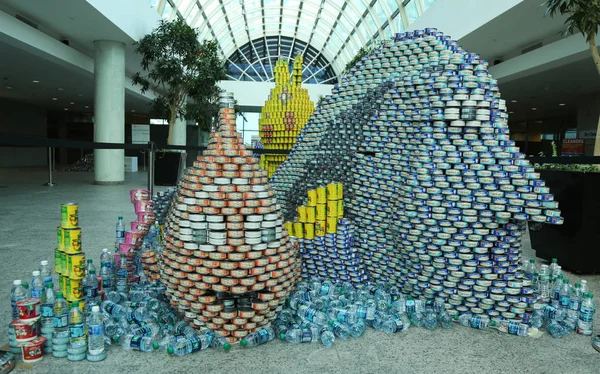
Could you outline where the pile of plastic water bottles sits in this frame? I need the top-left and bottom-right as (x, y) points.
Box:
(522, 258), (596, 339)
(271, 279), (455, 347)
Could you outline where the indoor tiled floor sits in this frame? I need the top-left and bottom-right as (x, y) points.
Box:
(0, 168), (599, 374)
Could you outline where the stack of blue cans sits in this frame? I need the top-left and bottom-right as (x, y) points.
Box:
(271, 29), (563, 324)
(298, 218), (368, 285)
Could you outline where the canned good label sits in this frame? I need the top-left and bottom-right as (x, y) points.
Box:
(63, 228), (82, 254)
(61, 203), (78, 229)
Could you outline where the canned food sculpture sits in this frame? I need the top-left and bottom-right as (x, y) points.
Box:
(259, 56), (315, 177)
(285, 183), (368, 284)
(160, 92), (301, 342)
(271, 29), (563, 323)
(55, 203), (86, 302)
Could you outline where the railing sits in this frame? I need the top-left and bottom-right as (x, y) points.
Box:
(0, 133), (290, 195)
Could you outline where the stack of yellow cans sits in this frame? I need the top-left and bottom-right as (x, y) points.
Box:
(55, 203), (86, 303)
(285, 183), (343, 239)
(259, 56), (315, 177)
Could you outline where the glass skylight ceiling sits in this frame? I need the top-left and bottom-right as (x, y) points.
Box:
(149, 0), (435, 82)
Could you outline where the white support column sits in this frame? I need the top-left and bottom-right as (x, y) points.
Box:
(93, 40), (125, 184)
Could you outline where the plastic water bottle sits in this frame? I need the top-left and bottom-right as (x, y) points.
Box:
(116, 216), (125, 244)
(352, 303), (375, 321)
(39, 260), (53, 285)
(496, 320), (529, 336)
(423, 308), (438, 330)
(531, 272), (540, 293)
(10, 280), (27, 320)
(284, 328), (319, 343)
(101, 248), (113, 270)
(580, 279), (590, 295)
(116, 254), (129, 293)
(207, 332), (231, 351)
(153, 332), (176, 352)
(568, 283), (582, 316)
(329, 320), (350, 339)
(86, 259), (96, 275)
(530, 309), (544, 329)
(455, 314), (491, 330)
(117, 334), (154, 352)
(405, 296), (415, 315)
(551, 274), (563, 307)
(168, 334), (211, 355)
(547, 320), (569, 338)
(69, 301), (86, 347)
(41, 283), (56, 329)
(84, 269), (99, 308)
(100, 260), (114, 293)
(30, 271), (44, 299)
(411, 312), (424, 327)
(523, 258), (536, 280)
(297, 305), (329, 325)
(101, 300), (127, 320)
(131, 321), (160, 338)
(240, 327), (274, 347)
(87, 305), (105, 355)
(549, 258), (559, 280)
(439, 310), (453, 329)
(53, 292), (69, 333)
(348, 320), (367, 337)
(539, 273), (551, 301)
(320, 328), (335, 347)
(174, 321), (198, 338)
(559, 278), (570, 310)
(577, 293), (595, 336)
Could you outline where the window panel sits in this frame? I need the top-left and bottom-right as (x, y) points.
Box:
(373, 2), (388, 24)
(404, 0), (419, 24)
(161, 2), (173, 18)
(422, 0), (437, 11)
(151, 0), (431, 79)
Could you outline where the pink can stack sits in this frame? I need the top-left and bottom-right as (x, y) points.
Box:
(128, 189), (161, 281)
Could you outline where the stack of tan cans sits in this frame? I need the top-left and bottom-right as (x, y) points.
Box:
(160, 92), (301, 343)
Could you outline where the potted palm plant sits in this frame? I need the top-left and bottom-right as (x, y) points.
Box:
(132, 19), (226, 185)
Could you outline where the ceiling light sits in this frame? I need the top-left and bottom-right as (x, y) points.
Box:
(57, 88), (63, 91)
(559, 103), (566, 106)
(32, 80), (39, 83)
(511, 100), (517, 103)
(131, 109), (136, 112)
(70, 102), (75, 105)
(5, 86), (12, 89)
(531, 108), (537, 110)
(85, 105), (89, 109)
(78, 94), (83, 97)
(509, 111), (514, 114)
(64, 108), (68, 111)
(52, 98), (58, 101)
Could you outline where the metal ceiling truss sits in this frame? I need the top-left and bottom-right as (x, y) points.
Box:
(149, 0), (434, 82)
